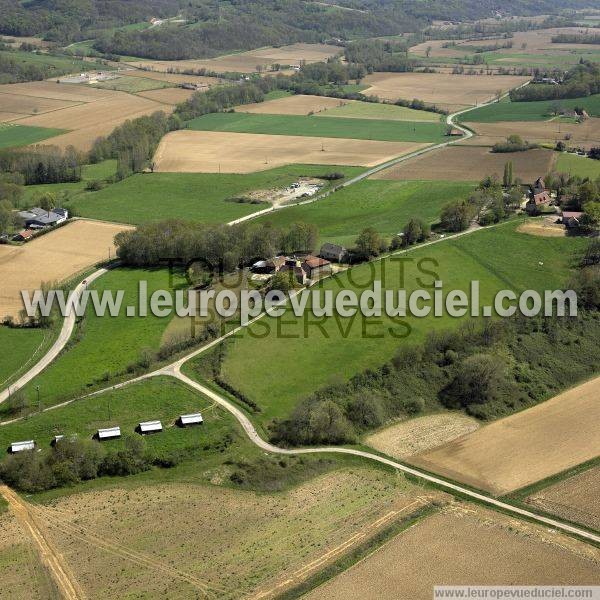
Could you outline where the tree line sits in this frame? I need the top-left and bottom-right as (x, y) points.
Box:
(114, 220), (319, 270)
(510, 61), (600, 102)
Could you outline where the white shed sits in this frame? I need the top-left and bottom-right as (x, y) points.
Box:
(138, 420), (163, 434)
(10, 440), (35, 453)
(178, 413), (203, 427)
(96, 426), (121, 440)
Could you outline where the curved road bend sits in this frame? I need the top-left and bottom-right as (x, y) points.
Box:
(0, 268), (108, 404)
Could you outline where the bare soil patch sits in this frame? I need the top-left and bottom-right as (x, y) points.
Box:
(526, 466), (600, 532)
(465, 119), (600, 149)
(0, 509), (58, 598)
(239, 94), (347, 115)
(371, 145), (554, 183)
(517, 219), (565, 237)
(153, 130), (426, 173)
(136, 87), (197, 105)
(366, 413), (480, 459)
(128, 43), (340, 74)
(410, 376), (600, 496)
(0, 219), (132, 318)
(362, 72), (530, 112)
(305, 504), (600, 600)
(33, 469), (427, 598)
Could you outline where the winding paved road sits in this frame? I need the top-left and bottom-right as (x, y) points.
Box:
(0, 268), (108, 404)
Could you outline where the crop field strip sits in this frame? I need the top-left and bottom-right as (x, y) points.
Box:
(186, 112), (450, 143)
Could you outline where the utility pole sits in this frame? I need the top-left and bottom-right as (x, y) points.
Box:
(36, 385), (40, 413)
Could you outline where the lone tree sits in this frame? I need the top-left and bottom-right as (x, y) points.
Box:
(355, 227), (383, 259)
(402, 218), (430, 246)
(440, 200), (474, 232)
(38, 192), (56, 216)
(503, 161), (513, 187)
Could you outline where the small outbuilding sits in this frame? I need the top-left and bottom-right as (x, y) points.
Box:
(302, 255), (332, 279)
(562, 211), (584, 229)
(9, 440), (35, 454)
(177, 413), (203, 427)
(96, 426), (121, 441)
(137, 420), (163, 435)
(320, 243), (348, 263)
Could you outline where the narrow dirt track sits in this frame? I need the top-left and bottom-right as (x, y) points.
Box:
(0, 485), (85, 600)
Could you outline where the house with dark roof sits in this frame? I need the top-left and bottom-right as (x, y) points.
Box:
(561, 211), (584, 229)
(18, 207), (68, 229)
(320, 243), (348, 263)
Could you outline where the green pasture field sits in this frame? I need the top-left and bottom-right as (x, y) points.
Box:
(91, 75), (172, 93)
(0, 124), (66, 149)
(21, 159), (117, 204)
(187, 112), (449, 143)
(318, 101), (442, 122)
(20, 267), (186, 409)
(463, 94), (600, 122)
(0, 327), (52, 391)
(256, 180), (475, 247)
(71, 165), (364, 225)
(0, 377), (232, 459)
(205, 221), (587, 424)
(555, 153), (600, 179)
(0, 49), (110, 77)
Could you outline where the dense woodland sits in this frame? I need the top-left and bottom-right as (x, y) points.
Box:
(0, 0), (594, 60)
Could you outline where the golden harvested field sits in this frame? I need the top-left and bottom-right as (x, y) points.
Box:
(410, 376), (600, 496)
(128, 43), (340, 74)
(306, 504), (600, 600)
(123, 68), (220, 87)
(0, 510), (58, 599)
(154, 130), (426, 173)
(410, 27), (599, 58)
(526, 466), (600, 532)
(365, 414), (480, 459)
(0, 81), (116, 102)
(0, 112), (25, 122)
(465, 119), (600, 149)
(238, 94), (347, 115)
(362, 72), (530, 112)
(17, 93), (172, 151)
(0, 92), (81, 116)
(32, 470), (429, 598)
(136, 86), (197, 105)
(0, 220), (132, 319)
(371, 146), (555, 183)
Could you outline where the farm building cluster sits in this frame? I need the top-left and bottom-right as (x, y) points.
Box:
(8, 412), (203, 453)
(525, 177), (584, 230)
(5, 206), (69, 243)
(251, 243), (348, 285)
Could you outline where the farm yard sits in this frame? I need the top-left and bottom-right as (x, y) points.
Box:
(0, 220), (131, 319)
(127, 43), (341, 74)
(153, 130), (427, 173)
(305, 505), (600, 600)
(410, 376), (600, 496)
(361, 72), (530, 112)
(70, 165), (364, 224)
(371, 146), (555, 183)
(525, 465), (600, 532)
